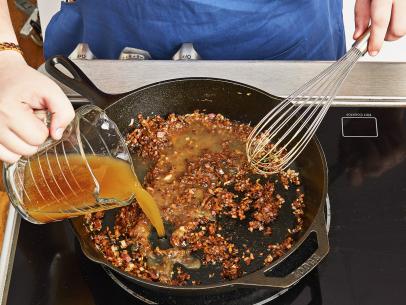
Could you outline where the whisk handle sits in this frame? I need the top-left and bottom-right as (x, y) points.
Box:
(352, 28), (371, 55)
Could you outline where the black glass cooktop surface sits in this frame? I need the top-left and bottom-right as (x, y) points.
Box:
(6, 107), (406, 305)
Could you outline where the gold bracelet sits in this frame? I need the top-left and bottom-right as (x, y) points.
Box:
(0, 42), (23, 55)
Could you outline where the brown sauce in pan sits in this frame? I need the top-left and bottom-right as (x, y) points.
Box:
(85, 112), (305, 285)
(148, 122), (246, 224)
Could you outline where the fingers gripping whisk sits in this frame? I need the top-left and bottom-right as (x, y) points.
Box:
(246, 30), (371, 174)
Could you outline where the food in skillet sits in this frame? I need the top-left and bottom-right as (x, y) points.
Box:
(84, 112), (305, 285)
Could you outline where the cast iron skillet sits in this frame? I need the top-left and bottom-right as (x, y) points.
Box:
(45, 56), (329, 295)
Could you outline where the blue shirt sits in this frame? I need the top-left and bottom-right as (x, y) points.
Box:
(44, 0), (345, 60)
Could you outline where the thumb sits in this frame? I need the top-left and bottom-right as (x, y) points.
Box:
(44, 86), (75, 140)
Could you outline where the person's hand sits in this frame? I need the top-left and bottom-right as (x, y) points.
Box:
(0, 52), (74, 163)
(354, 0), (406, 56)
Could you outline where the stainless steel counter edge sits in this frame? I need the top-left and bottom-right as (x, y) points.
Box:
(39, 60), (406, 107)
(0, 206), (21, 305)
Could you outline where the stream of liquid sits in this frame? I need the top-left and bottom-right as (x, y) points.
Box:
(23, 154), (165, 236)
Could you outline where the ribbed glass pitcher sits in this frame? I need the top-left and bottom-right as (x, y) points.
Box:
(3, 105), (135, 223)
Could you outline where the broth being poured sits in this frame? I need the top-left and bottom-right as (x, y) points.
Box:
(23, 154), (165, 236)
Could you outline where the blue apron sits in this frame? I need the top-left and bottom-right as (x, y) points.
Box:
(44, 0), (345, 60)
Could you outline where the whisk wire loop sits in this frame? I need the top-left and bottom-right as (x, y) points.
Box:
(247, 47), (364, 174)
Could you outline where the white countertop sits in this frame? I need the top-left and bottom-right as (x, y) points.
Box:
(39, 60), (406, 107)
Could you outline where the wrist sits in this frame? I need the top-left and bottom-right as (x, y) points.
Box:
(0, 49), (26, 68)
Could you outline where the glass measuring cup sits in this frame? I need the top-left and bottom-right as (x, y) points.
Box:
(3, 105), (135, 224)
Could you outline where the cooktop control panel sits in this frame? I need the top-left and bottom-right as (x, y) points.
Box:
(341, 113), (378, 138)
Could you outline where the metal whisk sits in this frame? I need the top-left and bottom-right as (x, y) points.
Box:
(246, 30), (371, 175)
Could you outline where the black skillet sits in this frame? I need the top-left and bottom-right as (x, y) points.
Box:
(45, 55), (329, 295)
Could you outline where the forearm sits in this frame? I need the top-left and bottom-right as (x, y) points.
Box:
(0, 0), (18, 43)
(0, 0), (25, 64)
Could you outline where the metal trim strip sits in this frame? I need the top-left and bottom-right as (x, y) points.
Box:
(0, 206), (21, 305)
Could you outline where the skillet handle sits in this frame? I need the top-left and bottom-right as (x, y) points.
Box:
(45, 55), (119, 109)
(234, 206), (329, 289)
